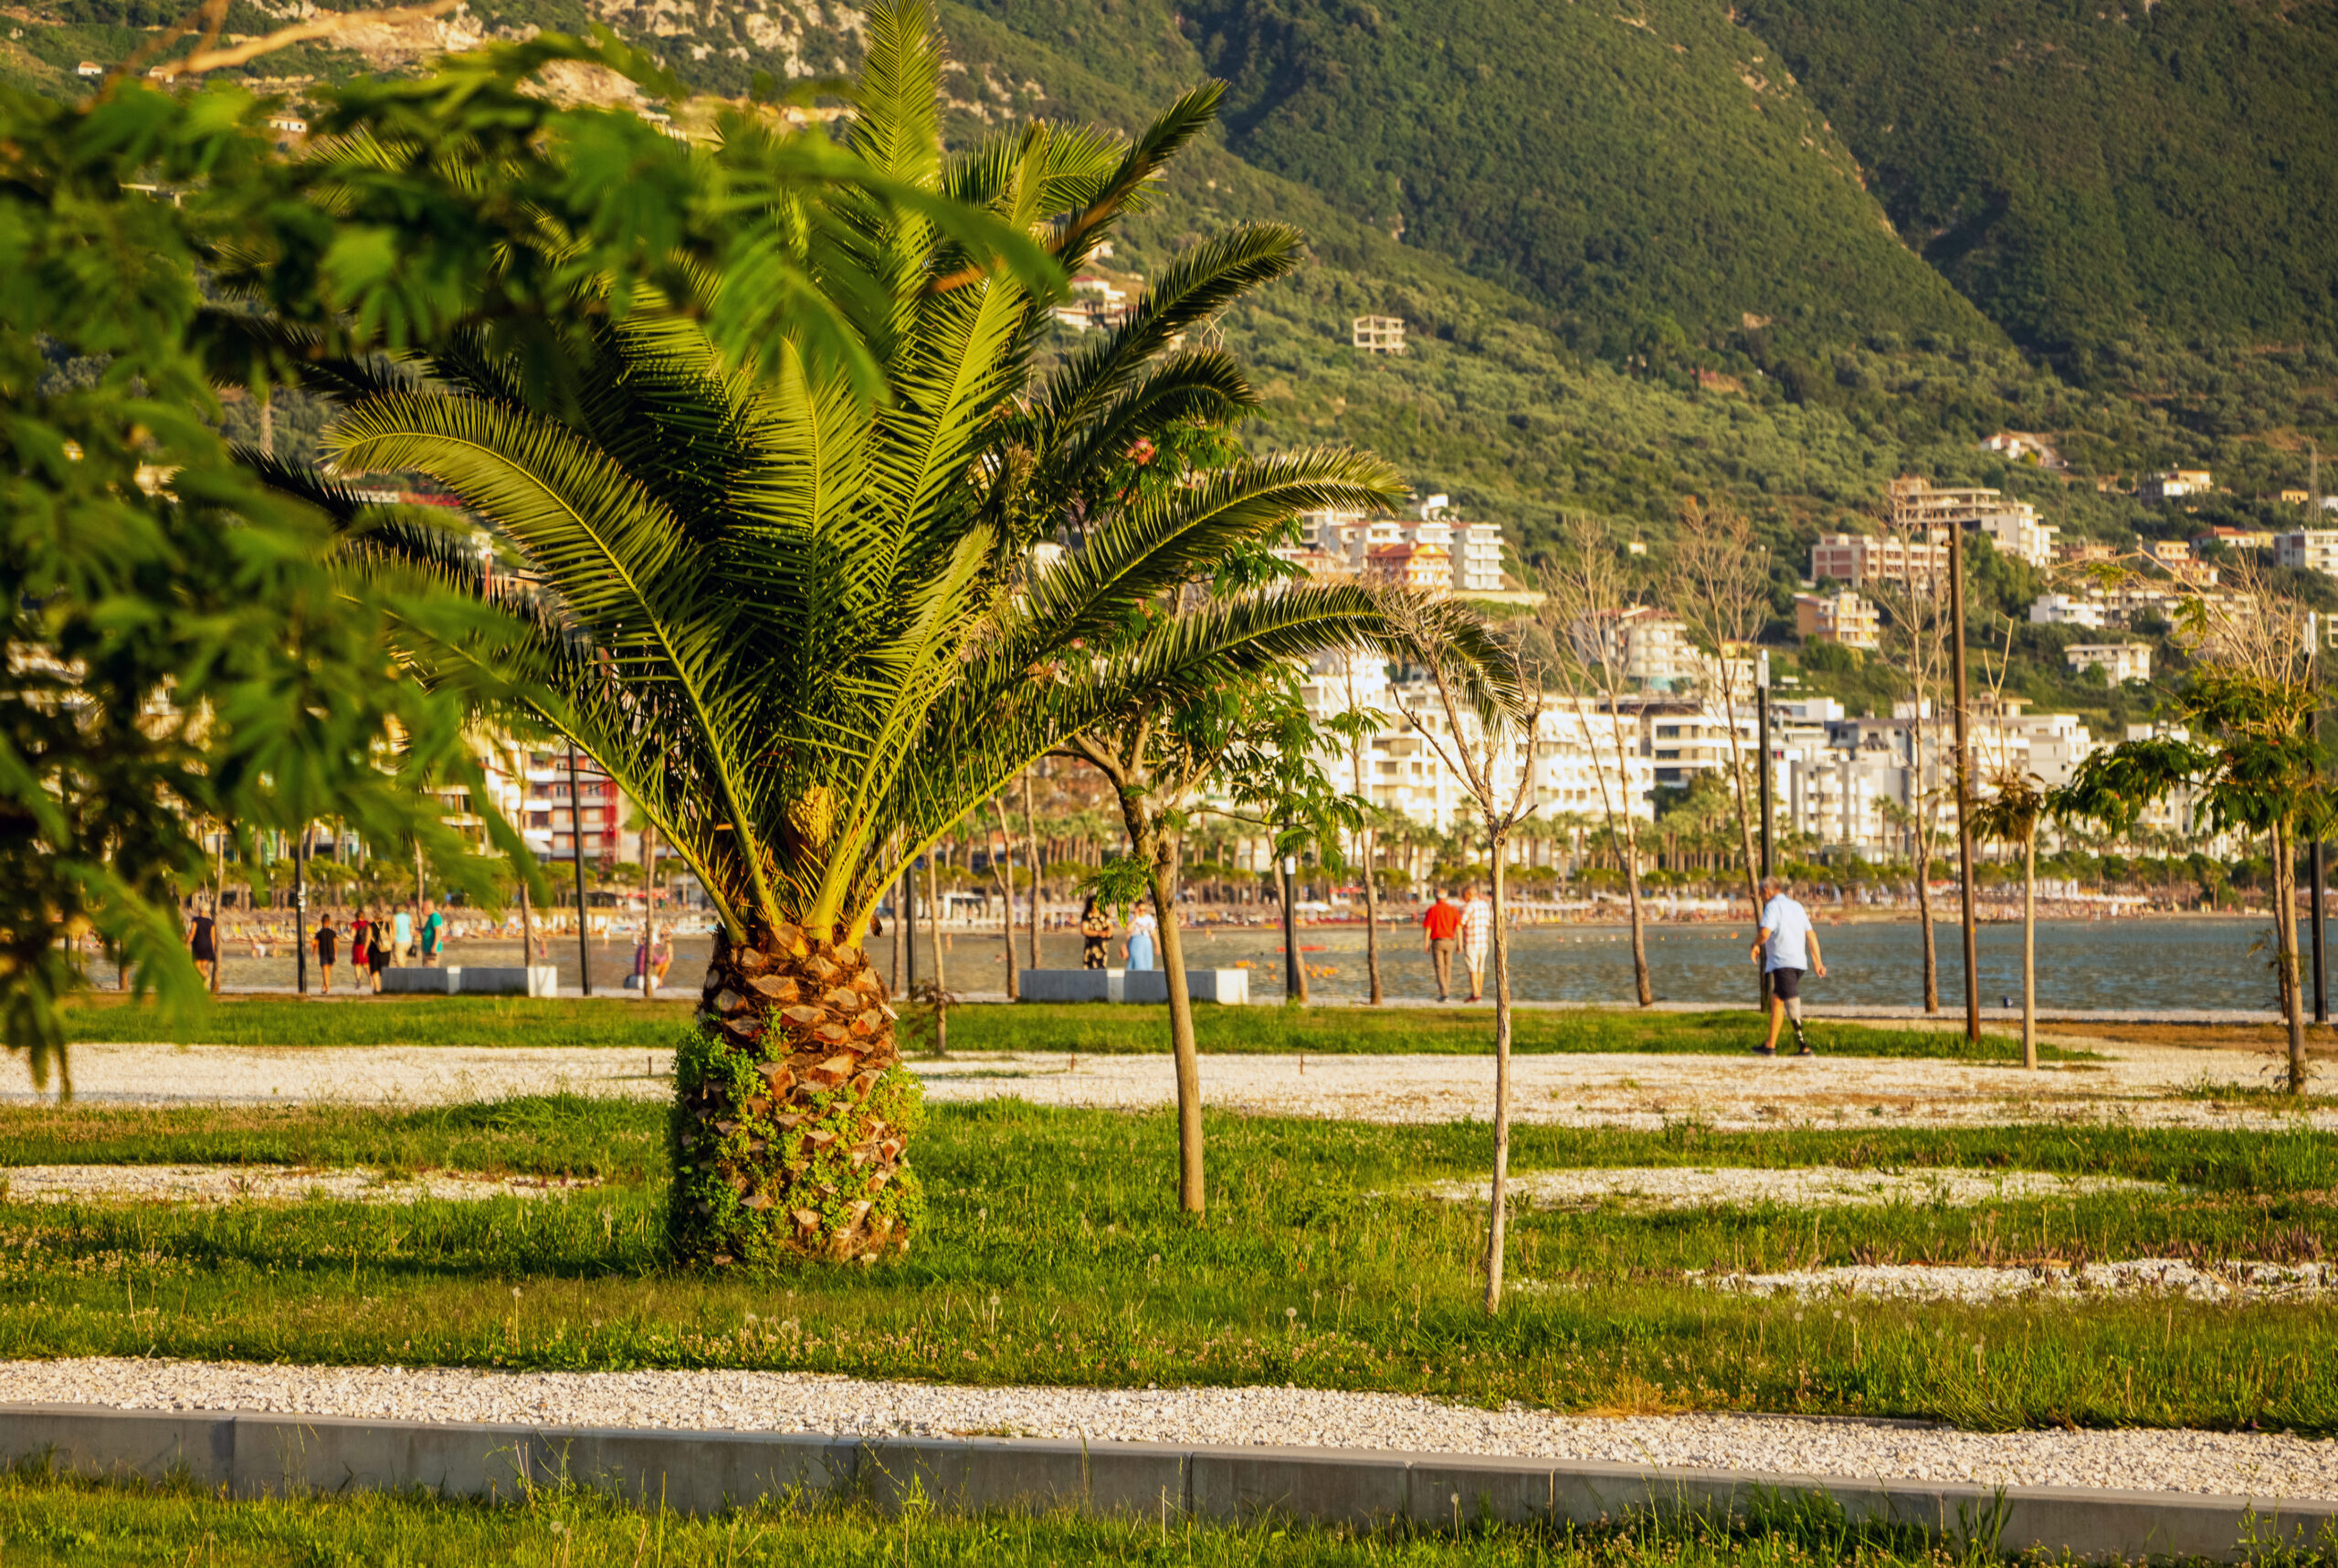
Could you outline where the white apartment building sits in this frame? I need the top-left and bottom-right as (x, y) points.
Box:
(1570, 606), (1700, 689)
(2065, 642), (2153, 683)
(2142, 469), (2213, 504)
(2278, 531), (2338, 575)
(1294, 496), (1505, 595)
(1973, 506), (2060, 568)
(1885, 475), (2059, 568)
(2030, 594), (2107, 628)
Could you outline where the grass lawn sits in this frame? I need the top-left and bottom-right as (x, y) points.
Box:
(57, 996), (2091, 1062)
(1, 1098), (2331, 1433)
(0, 1468), (1979, 1567)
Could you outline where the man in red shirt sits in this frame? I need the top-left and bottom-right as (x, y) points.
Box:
(1421, 890), (1464, 1003)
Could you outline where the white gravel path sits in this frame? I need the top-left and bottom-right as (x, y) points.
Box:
(3, 1358), (2333, 1500)
(13, 1042), (2329, 1131)
(1425, 1165), (2176, 1211)
(1701, 1259), (2338, 1304)
(0, 1165), (597, 1205)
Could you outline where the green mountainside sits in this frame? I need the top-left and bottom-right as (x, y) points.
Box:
(1741, 0), (2338, 354)
(18, 0), (2338, 709)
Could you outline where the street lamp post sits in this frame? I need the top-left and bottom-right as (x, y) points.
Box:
(566, 744), (593, 996)
(1756, 650), (1773, 1013)
(1948, 524), (1980, 1044)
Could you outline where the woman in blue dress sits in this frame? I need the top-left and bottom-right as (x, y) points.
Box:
(1122, 906), (1159, 971)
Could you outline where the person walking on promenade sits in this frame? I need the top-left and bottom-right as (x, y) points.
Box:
(1459, 883), (1493, 1003)
(187, 901), (218, 988)
(1751, 875), (1826, 1057)
(348, 910), (371, 979)
(313, 915), (338, 995)
(418, 899), (445, 966)
(366, 913), (393, 992)
(1123, 904), (1159, 972)
(1079, 896), (1113, 969)
(393, 902), (415, 962)
(1422, 889), (1463, 1002)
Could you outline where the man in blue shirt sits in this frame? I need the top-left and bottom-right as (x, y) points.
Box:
(1750, 876), (1826, 1057)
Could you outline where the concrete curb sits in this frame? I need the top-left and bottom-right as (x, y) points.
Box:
(3, 1404), (2333, 1560)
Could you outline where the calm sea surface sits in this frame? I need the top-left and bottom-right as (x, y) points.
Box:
(165, 915), (2279, 1011)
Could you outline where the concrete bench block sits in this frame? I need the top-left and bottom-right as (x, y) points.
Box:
(457, 965), (559, 997)
(1190, 1445), (1408, 1526)
(1113, 969), (1249, 1005)
(1017, 969), (1110, 1003)
(858, 1437), (1185, 1518)
(379, 966), (459, 994)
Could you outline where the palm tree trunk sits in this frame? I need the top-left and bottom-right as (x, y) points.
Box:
(926, 855), (947, 996)
(1483, 828), (1515, 1314)
(2278, 818), (2308, 1093)
(675, 920), (912, 1264)
(2021, 830), (2037, 1070)
(1148, 830), (1205, 1214)
(989, 796), (1018, 1001)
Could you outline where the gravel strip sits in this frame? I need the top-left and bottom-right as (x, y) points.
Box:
(2, 1358), (2333, 1499)
(1700, 1259), (2338, 1303)
(16, 1044), (2329, 1131)
(0, 1166), (598, 1205)
(1425, 1166), (2175, 1211)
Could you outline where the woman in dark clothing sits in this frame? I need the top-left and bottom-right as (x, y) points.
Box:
(314, 917), (338, 994)
(1079, 895), (1112, 970)
(187, 906), (217, 985)
(366, 917), (393, 992)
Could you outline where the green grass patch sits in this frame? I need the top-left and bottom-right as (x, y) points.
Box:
(59, 996), (2092, 1062)
(0, 1464), (2024, 1567)
(0, 1100), (2331, 1431)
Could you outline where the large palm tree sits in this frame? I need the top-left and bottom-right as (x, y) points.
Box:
(284, 3), (1441, 1266)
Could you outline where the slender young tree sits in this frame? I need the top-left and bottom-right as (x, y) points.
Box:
(1967, 764), (2048, 1068)
(1542, 513), (1654, 1006)
(1334, 655), (1389, 1003)
(989, 795), (1020, 998)
(1387, 600), (1544, 1313)
(1022, 770), (1043, 971)
(1868, 502), (1955, 1014)
(1671, 498), (1769, 928)
(2058, 560), (2328, 1092)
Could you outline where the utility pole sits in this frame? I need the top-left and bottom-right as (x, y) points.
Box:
(901, 864), (917, 991)
(566, 744), (593, 996)
(1948, 523), (1980, 1044)
(1756, 649), (1774, 1012)
(2316, 460), (2330, 1026)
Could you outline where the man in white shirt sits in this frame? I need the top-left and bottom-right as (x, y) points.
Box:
(1750, 876), (1825, 1057)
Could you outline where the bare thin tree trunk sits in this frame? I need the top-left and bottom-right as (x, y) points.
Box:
(926, 854), (947, 996)
(1353, 731), (1384, 1005)
(209, 823), (225, 994)
(2278, 818), (2308, 1092)
(1483, 834), (1515, 1312)
(1149, 832), (1205, 1214)
(2021, 830), (2037, 1069)
(990, 796), (1019, 1000)
(642, 824), (658, 1001)
(1022, 771), (1042, 973)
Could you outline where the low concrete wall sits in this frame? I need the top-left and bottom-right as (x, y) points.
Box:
(1, 1403), (2331, 1560)
(457, 966), (559, 997)
(1018, 970), (1110, 1003)
(379, 967), (459, 994)
(1016, 970), (1250, 1005)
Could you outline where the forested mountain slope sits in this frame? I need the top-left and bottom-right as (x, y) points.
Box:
(1741, 0), (2338, 353)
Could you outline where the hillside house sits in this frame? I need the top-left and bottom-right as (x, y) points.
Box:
(2065, 643), (2153, 683)
(1352, 315), (1406, 354)
(1793, 590), (1881, 650)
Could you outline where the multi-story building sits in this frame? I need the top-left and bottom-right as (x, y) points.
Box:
(2029, 593), (2108, 629)
(2141, 469), (2214, 505)
(1809, 531), (1949, 587)
(2196, 527), (2275, 552)
(1885, 474), (2059, 568)
(1793, 590), (1881, 650)
(1570, 606), (1699, 689)
(1363, 541), (1451, 590)
(2278, 531), (2338, 575)
(2065, 643), (2153, 683)
(1294, 496), (1506, 595)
